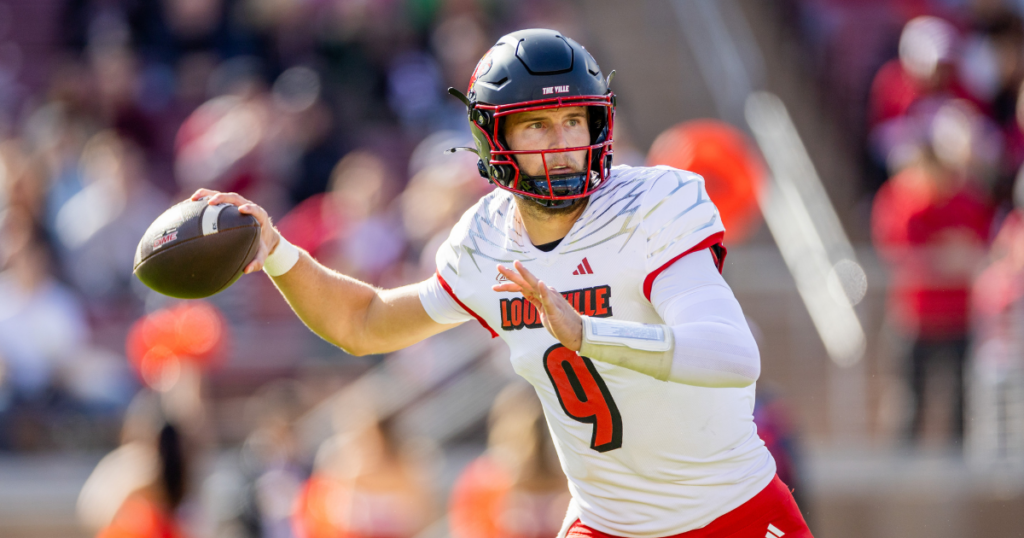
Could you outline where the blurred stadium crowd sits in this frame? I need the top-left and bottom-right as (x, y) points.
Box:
(791, 0), (1024, 456)
(0, 0), (1023, 536)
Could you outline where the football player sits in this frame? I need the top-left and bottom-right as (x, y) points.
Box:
(194, 29), (812, 538)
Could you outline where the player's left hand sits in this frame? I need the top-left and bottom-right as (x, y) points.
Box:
(493, 260), (583, 351)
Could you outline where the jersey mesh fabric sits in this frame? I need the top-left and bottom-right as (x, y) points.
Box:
(424, 165), (775, 536)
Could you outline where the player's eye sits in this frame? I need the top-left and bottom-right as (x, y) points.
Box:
(527, 122), (543, 129)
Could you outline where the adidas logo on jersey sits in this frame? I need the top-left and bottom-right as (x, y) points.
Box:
(572, 257), (595, 275)
(767, 523), (785, 537)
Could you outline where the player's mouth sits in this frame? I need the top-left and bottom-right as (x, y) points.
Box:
(548, 164), (577, 174)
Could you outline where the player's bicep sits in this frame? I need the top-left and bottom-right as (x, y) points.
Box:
(650, 250), (739, 323)
(650, 250), (760, 387)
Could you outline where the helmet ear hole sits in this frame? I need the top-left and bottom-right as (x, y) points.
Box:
(473, 110), (492, 128)
(477, 159), (490, 180)
(588, 106), (608, 144)
(490, 164), (511, 185)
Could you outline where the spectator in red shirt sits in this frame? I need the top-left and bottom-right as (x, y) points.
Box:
(872, 102), (994, 446)
(868, 16), (980, 129)
(968, 176), (1024, 463)
(866, 16), (986, 192)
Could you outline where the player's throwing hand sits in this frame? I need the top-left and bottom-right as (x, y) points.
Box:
(493, 260), (583, 351)
(190, 188), (281, 274)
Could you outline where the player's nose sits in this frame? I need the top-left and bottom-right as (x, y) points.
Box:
(548, 123), (572, 149)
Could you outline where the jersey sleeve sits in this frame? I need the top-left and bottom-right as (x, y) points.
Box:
(418, 274), (473, 325)
(639, 167), (727, 301)
(431, 200), (500, 338)
(649, 249), (760, 387)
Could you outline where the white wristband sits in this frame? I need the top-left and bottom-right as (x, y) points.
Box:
(263, 235), (300, 277)
(579, 317), (674, 381)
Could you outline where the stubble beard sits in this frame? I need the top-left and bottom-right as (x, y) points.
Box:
(516, 194), (589, 220)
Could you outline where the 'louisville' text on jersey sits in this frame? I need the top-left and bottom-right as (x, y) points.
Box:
(500, 285), (613, 330)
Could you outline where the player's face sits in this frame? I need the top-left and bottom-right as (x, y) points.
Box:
(503, 107), (590, 177)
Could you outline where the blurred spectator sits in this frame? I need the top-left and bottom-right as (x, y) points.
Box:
(968, 172), (1024, 465)
(867, 16), (980, 182)
(387, 51), (445, 137)
(293, 407), (434, 538)
(869, 16), (962, 128)
(232, 380), (311, 538)
(78, 390), (198, 538)
(997, 80), (1024, 208)
(277, 150), (405, 285)
(174, 68), (270, 199)
(0, 205), (90, 450)
(448, 383), (570, 538)
(872, 105), (994, 446)
(753, 385), (807, 517)
(52, 130), (169, 305)
(0, 140), (48, 226)
(269, 66), (345, 206)
(399, 130), (493, 279)
(90, 45), (159, 155)
(431, 13), (489, 91)
(961, 4), (1024, 127)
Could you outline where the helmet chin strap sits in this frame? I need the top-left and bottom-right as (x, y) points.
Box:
(522, 195), (578, 209)
(516, 192), (582, 210)
(515, 170), (590, 209)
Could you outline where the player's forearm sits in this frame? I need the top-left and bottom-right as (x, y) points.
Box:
(664, 320), (760, 388)
(269, 252), (451, 355)
(579, 314), (759, 388)
(269, 251), (381, 354)
(579, 249), (761, 388)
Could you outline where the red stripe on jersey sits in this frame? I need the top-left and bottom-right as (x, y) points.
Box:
(582, 257), (594, 274)
(642, 231), (726, 302)
(565, 474), (812, 538)
(436, 271), (499, 338)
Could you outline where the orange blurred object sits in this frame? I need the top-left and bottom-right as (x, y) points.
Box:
(293, 473), (430, 538)
(293, 476), (344, 538)
(96, 494), (188, 538)
(126, 302), (228, 387)
(448, 457), (513, 538)
(647, 120), (765, 243)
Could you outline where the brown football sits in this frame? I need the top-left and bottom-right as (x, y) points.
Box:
(133, 199), (260, 299)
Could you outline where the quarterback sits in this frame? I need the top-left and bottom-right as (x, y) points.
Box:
(194, 29), (812, 538)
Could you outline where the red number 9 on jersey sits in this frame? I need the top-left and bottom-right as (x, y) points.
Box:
(543, 344), (623, 452)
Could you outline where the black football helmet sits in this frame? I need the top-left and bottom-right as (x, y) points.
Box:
(449, 29), (615, 208)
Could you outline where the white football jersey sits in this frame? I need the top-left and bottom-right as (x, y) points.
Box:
(430, 165), (775, 537)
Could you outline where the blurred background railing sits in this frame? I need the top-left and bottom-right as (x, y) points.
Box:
(1, 0), (1024, 537)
